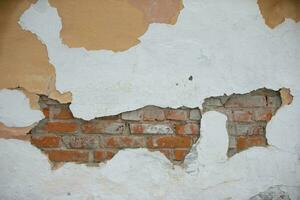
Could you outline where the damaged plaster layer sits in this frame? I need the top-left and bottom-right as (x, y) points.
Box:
(49, 0), (183, 51)
(0, 104), (299, 199)
(258, 0), (300, 28)
(0, 122), (34, 140)
(0, 89), (43, 127)
(29, 87), (283, 164)
(19, 0), (300, 120)
(202, 88), (283, 156)
(0, 0), (71, 109)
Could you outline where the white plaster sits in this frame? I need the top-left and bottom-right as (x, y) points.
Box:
(0, 109), (299, 199)
(0, 89), (43, 127)
(19, 0), (300, 120)
(0, 0), (297, 199)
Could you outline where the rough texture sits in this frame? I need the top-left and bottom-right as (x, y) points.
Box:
(203, 88), (282, 156)
(0, 0), (71, 109)
(249, 186), (291, 200)
(30, 96), (201, 164)
(258, 0), (300, 28)
(29, 88), (283, 164)
(49, 0), (183, 51)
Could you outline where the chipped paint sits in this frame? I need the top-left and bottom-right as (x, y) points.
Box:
(49, 0), (183, 51)
(0, 0), (71, 109)
(257, 0), (300, 28)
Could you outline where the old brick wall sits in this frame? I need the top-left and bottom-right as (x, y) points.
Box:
(30, 88), (282, 165)
(30, 96), (201, 164)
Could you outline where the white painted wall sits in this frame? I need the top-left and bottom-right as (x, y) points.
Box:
(0, 0), (299, 199)
(0, 89), (43, 127)
(19, 0), (300, 120)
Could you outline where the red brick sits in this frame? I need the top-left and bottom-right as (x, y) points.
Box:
(174, 149), (188, 161)
(165, 109), (188, 121)
(52, 106), (73, 119)
(81, 120), (124, 134)
(225, 96), (267, 108)
(232, 110), (253, 122)
(151, 136), (192, 148)
(175, 123), (199, 135)
(237, 135), (267, 151)
(62, 136), (99, 149)
(94, 150), (116, 162)
(130, 123), (173, 134)
(46, 150), (89, 162)
(43, 121), (78, 133)
(254, 109), (273, 121)
(158, 149), (174, 160)
(143, 106), (165, 121)
(103, 136), (145, 148)
(42, 108), (49, 118)
(31, 136), (60, 148)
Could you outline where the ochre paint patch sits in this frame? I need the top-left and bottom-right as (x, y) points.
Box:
(0, 122), (34, 140)
(49, 0), (183, 51)
(258, 0), (300, 28)
(128, 0), (183, 24)
(0, 0), (71, 110)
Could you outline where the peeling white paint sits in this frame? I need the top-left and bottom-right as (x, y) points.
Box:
(0, 89), (43, 127)
(19, 0), (300, 120)
(0, 106), (299, 199)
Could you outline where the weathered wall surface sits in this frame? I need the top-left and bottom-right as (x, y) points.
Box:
(0, 0), (71, 108)
(0, 0), (300, 199)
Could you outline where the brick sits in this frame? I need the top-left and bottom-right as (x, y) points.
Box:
(42, 108), (49, 118)
(130, 123), (174, 134)
(236, 135), (267, 151)
(46, 150), (89, 162)
(165, 109), (188, 121)
(174, 149), (188, 161)
(234, 123), (266, 136)
(143, 106), (165, 121)
(62, 136), (99, 149)
(189, 109), (201, 120)
(225, 95), (267, 108)
(121, 110), (143, 121)
(158, 149), (174, 160)
(31, 136), (60, 148)
(148, 136), (192, 148)
(103, 136), (146, 148)
(267, 96), (281, 108)
(81, 120), (125, 134)
(254, 109), (273, 121)
(232, 110), (253, 122)
(43, 121), (78, 133)
(51, 105), (73, 119)
(94, 150), (116, 162)
(175, 123), (199, 135)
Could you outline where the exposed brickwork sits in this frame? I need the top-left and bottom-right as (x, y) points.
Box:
(30, 96), (201, 164)
(30, 88), (282, 165)
(202, 88), (282, 156)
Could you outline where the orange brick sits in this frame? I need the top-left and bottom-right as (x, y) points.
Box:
(52, 106), (73, 119)
(94, 150), (116, 162)
(81, 120), (124, 134)
(103, 136), (145, 148)
(158, 149), (174, 160)
(155, 136), (191, 148)
(174, 149), (188, 161)
(31, 136), (60, 148)
(130, 124), (144, 134)
(46, 150), (89, 162)
(237, 135), (267, 151)
(233, 110), (253, 122)
(165, 109), (188, 121)
(175, 123), (199, 135)
(42, 108), (49, 118)
(43, 121), (78, 133)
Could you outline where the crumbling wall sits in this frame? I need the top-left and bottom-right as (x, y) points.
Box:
(30, 88), (282, 165)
